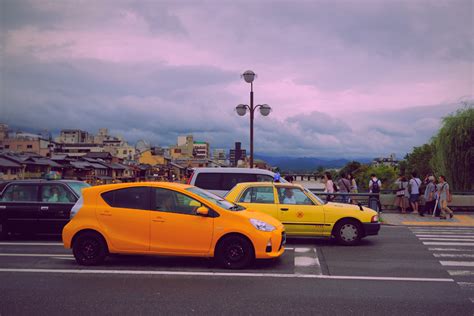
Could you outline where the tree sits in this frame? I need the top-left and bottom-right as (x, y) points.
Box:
(338, 161), (361, 177)
(430, 105), (474, 190)
(404, 143), (434, 178)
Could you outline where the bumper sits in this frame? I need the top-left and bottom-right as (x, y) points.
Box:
(363, 222), (381, 236)
(254, 229), (286, 259)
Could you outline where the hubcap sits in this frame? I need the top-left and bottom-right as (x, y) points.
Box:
(340, 224), (358, 241)
(226, 244), (244, 262)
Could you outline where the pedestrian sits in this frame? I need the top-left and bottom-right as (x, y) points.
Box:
(409, 171), (422, 214)
(348, 173), (358, 204)
(423, 175), (437, 217)
(394, 175), (409, 213)
(324, 172), (335, 202)
(337, 173), (351, 203)
(369, 173), (382, 212)
(437, 175), (453, 219)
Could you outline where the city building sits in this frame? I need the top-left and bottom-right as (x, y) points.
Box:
(171, 135), (194, 159)
(229, 142), (247, 167)
(372, 153), (399, 167)
(56, 129), (92, 144)
(1, 129), (56, 157)
(193, 141), (210, 159)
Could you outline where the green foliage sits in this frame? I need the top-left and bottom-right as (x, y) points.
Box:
(354, 165), (398, 191)
(430, 105), (474, 190)
(338, 161), (361, 177)
(403, 143), (434, 178)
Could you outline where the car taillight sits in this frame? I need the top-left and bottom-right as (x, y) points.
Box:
(187, 172), (194, 184)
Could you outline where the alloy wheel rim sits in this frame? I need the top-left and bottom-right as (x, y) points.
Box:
(81, 239), (99, 259)
(340, 224), (358, 241)
(226, 244), (245, 262)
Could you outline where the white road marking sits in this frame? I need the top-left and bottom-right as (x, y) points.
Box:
(429, 248), (474, 252)
(457, 282), (474, 288)
(0, 242), (63, 246)
(420, 238), (474, 242)
(423, 242), (474, 246)
(410, 227), (474, 230)
(440, 261), (474, 267)
(51, 257), (75, 260)
(0, 253), (73, 257)
(416, 235), (474, 238)
(470, 298), (474, 303)
(433, 253), (474, 258)
(448, 270), (474, 276)
(0, 268), (454, 282)
(294, 247), (312, 253)
(294, 257), (318, 267)
(413, 232), (474, 235)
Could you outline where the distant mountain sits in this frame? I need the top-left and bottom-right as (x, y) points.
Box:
(255, 155), (372, 172)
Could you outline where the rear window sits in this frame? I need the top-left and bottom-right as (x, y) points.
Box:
(101, 187), (150, 210)
(195, 173), (261, 191)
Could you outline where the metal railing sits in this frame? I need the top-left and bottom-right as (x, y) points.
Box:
(309, 190), (381, 212)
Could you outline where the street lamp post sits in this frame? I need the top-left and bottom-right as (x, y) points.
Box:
(236, 70), (271, 168)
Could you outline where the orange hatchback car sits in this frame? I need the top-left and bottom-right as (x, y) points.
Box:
(62, 182), (285, 269)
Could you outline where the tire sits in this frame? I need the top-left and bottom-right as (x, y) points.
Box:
(334, 220), (362, 246)
(72, 232), (108, 266)
(215, 235), (254, 269)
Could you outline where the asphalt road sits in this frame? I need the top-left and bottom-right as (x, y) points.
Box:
(1, 226), (473, 315)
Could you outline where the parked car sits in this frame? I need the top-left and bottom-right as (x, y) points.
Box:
(62, 182), (285, 269)
(0, 180), (90, 238)
(225, 182), (380, 245)
(188, 167), (286, 197)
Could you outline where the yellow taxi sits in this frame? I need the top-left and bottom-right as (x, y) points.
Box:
(62, 182), (285, 269)
(225, 182), (380, 245)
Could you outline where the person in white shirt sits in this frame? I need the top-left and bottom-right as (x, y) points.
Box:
(409, 171), (422, 214)
(283, 189), (296, 204)
(369, 174), (382, 211)
(324, 172), (335, 202)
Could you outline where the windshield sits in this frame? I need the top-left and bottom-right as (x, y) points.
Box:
(304, 188), (325, 205)
(186, 187), (245, 211)
(67, 182), (91, 197)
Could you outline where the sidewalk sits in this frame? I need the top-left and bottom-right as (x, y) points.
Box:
(381, 212), (474, 227)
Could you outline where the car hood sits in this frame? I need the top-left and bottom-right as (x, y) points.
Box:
(238, 208), (284, 229)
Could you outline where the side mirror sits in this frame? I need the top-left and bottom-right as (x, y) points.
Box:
(196, 206), (209, 216)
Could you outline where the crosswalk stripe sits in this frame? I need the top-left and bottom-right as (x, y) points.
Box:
(412, 231), (474, 234)
(448, 270), (474, 276)
(424, 242), (474, 246)
(457, 282), (474, 288)
(420, 238), (474, 241)
(416, 235), (474, 238)
(433, 253), (474, 258)
(429, 248), (474, 252)
(440, 261), (474, 267)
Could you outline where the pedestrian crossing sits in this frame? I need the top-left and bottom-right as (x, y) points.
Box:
(410, 226), (474, 304)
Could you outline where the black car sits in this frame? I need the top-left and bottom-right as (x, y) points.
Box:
(0, 180), (90, 238)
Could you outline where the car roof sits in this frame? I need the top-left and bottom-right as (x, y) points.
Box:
(0, 179), (85, 184)
(232, 182), (305, 189)
(86, 182), (194, 193)
(192, 167), (275, 175)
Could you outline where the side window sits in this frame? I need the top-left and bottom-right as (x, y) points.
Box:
(0, 184), (39, 202)
(41, 184), (76, 203)
(239, 186), (275, 204)
(277, 187), (314, 205)
(195, 173), (222, 190)
(101, 187), (149, 210)
(154, 188), (202, 215)
(221, 173), (257, 191)
(256, 175), (274, 182)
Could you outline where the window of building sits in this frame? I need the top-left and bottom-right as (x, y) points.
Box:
(101, 187), (149, 210)
(27, 145), (33, 149)
(154, 188), (202, 215)
(4, 145), (9, 149)
(0, 184), (39, 202)
(239, 186), (275, 204)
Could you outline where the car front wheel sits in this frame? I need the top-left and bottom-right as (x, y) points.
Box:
(216, 235), (254, 269)
(73, 232), (108, 266)
(334, 220), (362, 246)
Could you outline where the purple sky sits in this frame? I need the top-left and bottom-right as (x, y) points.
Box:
(1, 0), (472, 158)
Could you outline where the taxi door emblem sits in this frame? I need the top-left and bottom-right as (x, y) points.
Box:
(296, 211), (304, 218)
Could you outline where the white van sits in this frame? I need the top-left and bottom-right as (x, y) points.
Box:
(188, 168), (285, 197)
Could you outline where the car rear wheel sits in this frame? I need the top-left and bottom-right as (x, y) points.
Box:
(334, 220), (362, 246)
(216, 235), (254, 269)
(73, 232), (108, 266)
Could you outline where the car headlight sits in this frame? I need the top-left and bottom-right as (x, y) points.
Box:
(250, 219), (275, 232)
(371, 215), (379, 223)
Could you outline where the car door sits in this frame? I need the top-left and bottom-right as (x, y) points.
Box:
(276, 186), (325, 235)
(234, 185), (279, 219)
(98, 186), (151, 251)
(38, 183), (77, 234)
(0, 183), (40, 235)
(150, 188), (213, 255)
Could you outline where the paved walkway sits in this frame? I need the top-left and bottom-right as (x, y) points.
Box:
(381, 212), (474, 227)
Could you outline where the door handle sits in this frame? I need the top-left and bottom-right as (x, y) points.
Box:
(280, 208), (289, 211)
(99, 211), (112, 216)
(152, 217), (165, 222)
(40, 206), (49, 211)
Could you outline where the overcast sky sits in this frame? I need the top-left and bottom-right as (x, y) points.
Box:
(1, 0), (472, 158)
